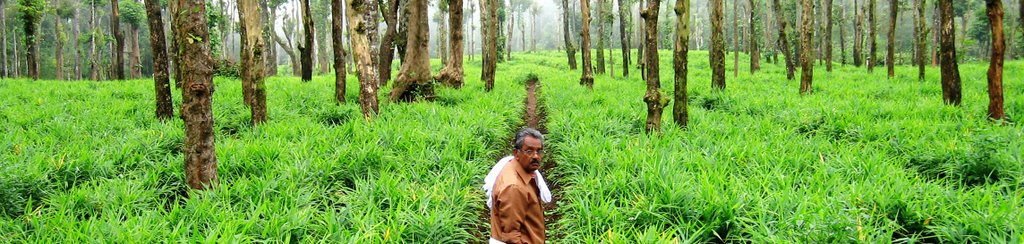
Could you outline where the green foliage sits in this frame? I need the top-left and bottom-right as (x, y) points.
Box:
(213, 59), (239, 78)
(118, 0), (145, 27)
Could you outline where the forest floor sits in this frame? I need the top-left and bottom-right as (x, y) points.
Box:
(0, 51), (1022, 242)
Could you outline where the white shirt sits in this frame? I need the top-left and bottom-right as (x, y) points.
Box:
(483, 156), (553, 209)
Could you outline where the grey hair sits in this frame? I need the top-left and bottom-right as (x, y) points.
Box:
(512, 127), (545, 149)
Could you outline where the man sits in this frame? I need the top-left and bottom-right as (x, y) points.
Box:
(486, 128), (547, 243)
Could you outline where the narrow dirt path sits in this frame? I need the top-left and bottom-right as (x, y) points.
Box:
(472, 78), (562, 243)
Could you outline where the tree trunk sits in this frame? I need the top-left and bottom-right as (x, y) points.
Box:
(986, 0), (1005, 120)
(596, 0), (606, 75)
(112, 0), (124, 80)
(915, 0), (925, 81)
(673, 0), (689, 128)
(824, 0), (832, 72)
(506, 7), (514, 61)
(299, 0), (314, 81)
(168, 3), (181, 85)
(867, 0), (875, 72)
(482, 0), (497, 91)
(0, 0), (6, 78)
(853, 0), (863, 66)
(259, 1), (276, 76)
(839, 4), (846, 65)
(637, 0), (645, 74)
(749, 0), (760, 73)
(886, 0), (895, 78)
(617, 0), (629, 77)
(396, 1), (409, 63)
(12, 30), (19, 78)
(800, 0), (813, 94)
(437, 0), (465, 88)
(131, 26), (142, 78)
(938, 0), (961, 106)
(55, 16), (65, 80)
(24, 3), (40, 80)
(931, 2), (939, 66)
(172, 0), (219, 190)
(439, 10), (449, 65)
(270, 9), (301, 77)
(379, 0), (400, 84)
(733, 0), (739, 78)
(346, 0), (381, 118)
(772, 0), (796, 80)
(580, 0), (595, 88)
(562, 0), (578, 70)
(389, 0), (434, 101)
(642, 0), (664, 132)
(238, 0), (268, 125)
(73, 9), (81, 79)
(145, 0), (174, 120)
(710, 0), (725, 89)
(333, 0), (348, 103)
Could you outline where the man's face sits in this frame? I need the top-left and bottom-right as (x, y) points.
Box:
(514, 136), (544, 172)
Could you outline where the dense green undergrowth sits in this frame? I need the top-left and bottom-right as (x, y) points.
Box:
(1, 51), (1022, 242)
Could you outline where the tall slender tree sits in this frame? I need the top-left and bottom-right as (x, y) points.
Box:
(346, 0), (380, 117)
(145, 0), (173, 120)
(617, 0), (629, 77)
(749, 0), (760, 73)
(772, 0), (795, 80)
(867, 0), (876, 72)
(111, 0), (124, 80)
(885, 0), (895, 78)
(985, 0), (1005, 120)
(120, 0), (143, 79)
(596, 0), (606, 75)
(710, 0), (725, 89)
(238, 0), (268, 125)
(561, 0), (577, 69)
(824, 0), (832, 72)
(853, 0), (863, 66)
(332, 0), (347, 103)
(378, 0), (400, 83)
(580, 0), (594, 88)
(800, 0), (813, 94)
(481, 0), (497, 91)
(1, 0), (7, 78)
(19, 0), (44, 80)
(389, 0), (433, 101)
(437, 0), (466, 88)
(733, 0), (739, 77)
(172, 0), (218, 190)
(642, 0), (664, 131)
(673, 0), (689, 128)
(938, 0), (961, 105)
(299, 0), (314, 81)
(54, 0), (74, 80)
(915, 0), (925, 81)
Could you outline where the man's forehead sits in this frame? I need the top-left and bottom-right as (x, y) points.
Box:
(522, 137), (543, 147)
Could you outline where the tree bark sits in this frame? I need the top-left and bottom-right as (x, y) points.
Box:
(270, 12), (301, 77)
(986, 0), (1005, 120)
(733, 0), (739, 78)
(169, 3), (181, 85)
(562, 0), (578, 70)
(885, 0), (895, 78)
(436, 0), (465, 88)
(938, 0), (961, 106)
(333, 0), (348, 103)
(145, 0), (174, 120)
(482, 0), (497, 91)
(867, 0), (875, 72)
(772, 0), (795, 80)
(300, 0), (314, 81)
(238, 0), (268, 125)
(839, 4), (846, 65)
(346, 0), (380, 118)
(853, 0), (863, 66)
(379, 0), (400, 84)
(259, 0), (276, 76)
(112, 0), (124, 80)
(131, 26), (142, 78)
(642, 0), (664, 132)
(580, 0), (595, 88)
(23, 1), (41, 80)
(172, 0), (218, 190)
(824, 0), (832, 72)
(617, 0), (629, 77)
(55, 15), (64, 80)
(0, 0), (6, 78)
(389, 0), (434, 101)
(711, 0), (725, 89)
(749, 0), (760, 73)
(596, 0), (606, 75)
(915, 0), (925, 81)
(800, 0), (813, 94)
(673, 0), (689, 128)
